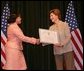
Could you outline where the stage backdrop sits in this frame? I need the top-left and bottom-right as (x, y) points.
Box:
(1, 1), (83, 70)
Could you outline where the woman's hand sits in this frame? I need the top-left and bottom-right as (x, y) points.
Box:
(31, 37), (37, 45)
(31, 38), (40, 45)
(54, 43), (64, 47)
(36, 39), (40, 45)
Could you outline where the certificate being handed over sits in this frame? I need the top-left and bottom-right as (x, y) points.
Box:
(39, 28), (59, 44)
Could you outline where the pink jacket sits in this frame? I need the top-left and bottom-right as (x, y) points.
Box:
(3, 23), (33, 70)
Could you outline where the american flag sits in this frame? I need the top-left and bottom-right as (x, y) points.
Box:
(65, 1), (83, 70)
(1, 2), (10, 67)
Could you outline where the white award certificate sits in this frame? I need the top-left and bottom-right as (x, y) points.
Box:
(39, 28), (59, 44)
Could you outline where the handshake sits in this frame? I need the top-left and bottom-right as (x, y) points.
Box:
(30, 28), (59, 46)
(30, 37), (40, 45)
(30, 28), (63, 47)
(31, 37), (63, 47)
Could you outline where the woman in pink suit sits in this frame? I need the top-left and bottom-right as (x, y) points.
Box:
(2, 13), (39, 70)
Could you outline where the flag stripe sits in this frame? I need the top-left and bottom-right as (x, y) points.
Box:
(72, 42), (83, 65)
(1, 55), (6, 66)
(1, 42), (5, 53)
(76, 29), (83, 45)
(73, 52), (83, 69)
(74, 59), (81, 70)
(1, 49), (6, 60)
(71, 33), (83, 58)
(76, 29), (82, 39)
(1, 30), (7, 42)
(1, 36), (6, 46)
(1, 62), (4, 67)
(74, 29), (83, 45)
(71, 31), (83, 53)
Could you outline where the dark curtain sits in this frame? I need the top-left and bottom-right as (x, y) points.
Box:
(1, 1), (83, 70)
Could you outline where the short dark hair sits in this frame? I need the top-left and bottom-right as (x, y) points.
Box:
(7, 13), (20, 24)
(49, 9), (61, 20)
